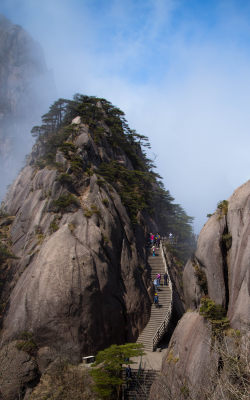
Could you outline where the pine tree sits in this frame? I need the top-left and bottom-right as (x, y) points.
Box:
(90, 343), (144, 399)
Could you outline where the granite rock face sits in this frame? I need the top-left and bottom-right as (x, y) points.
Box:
(226, 181), (250, 328)
(151, 181), (250, 399)
(150, 312), (217, 399)
(0, 118), (153, 370)
(183, 180), (250, 330)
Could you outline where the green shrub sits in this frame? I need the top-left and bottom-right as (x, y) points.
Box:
(193, 262), (208, 294)
(49, 217), (60, 233)
(34, 225), (44, 243)
(91, 343), (144, 399)
(96, 177), (105, 187)
(36, 233), (44, 244)
(90, 204), (101, 217)
(59, 141), (77, 156)
(57, 173), (73, 185)
(85, 167), (94, 176)
(83, 208), (93, 218)
(180, 384), (190, 399)
(200, 297), (230, 337)
(18, 331), (33, 340)
(217, 200), (228, 216)
(200, 297), (226, 320)
(16, 340), (37, 355)
(222, 233), (232, 250)
(97, 161), (152, 223)
(83, 205), (101, 219)
(93, 126), (105, 144)
(16, 332), (37, 356)
(70, 155), (83, 176)
(35, 159), (46, 169)
(51, 193), (80, 212)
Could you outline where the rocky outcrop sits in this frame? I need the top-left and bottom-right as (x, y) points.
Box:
(0, 341), (39, 400)
(0, 108), (155, 374)
(0, 14), (55, 199)
(151, 181), (250, 399)
(150, 312), (218, 399)
(226, 181), (250, 328)
(183, 180), (250, 330)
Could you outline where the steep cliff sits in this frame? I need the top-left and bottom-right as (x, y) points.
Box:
(0, 14), (55, 199)
(150, 180), (250, 399)
(0, 95), (195, 399)
(183, 180), (250, 329)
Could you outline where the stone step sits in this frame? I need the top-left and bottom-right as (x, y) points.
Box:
(122, 369), (159, 399)
(137, 247), (172, 352)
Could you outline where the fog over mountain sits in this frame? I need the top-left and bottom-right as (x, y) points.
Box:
(0, 1), (250, 233)
(0, 14), (55, 200)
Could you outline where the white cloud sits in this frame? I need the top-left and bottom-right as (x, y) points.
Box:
(1, 0), (250, 232)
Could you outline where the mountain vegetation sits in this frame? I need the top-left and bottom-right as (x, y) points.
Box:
(90, 343), (144, 399)
(30, 94), (195, 262)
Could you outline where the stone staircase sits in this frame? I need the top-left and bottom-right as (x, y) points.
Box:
(136, 246), (172, 351)
(122, 368), (159, 400)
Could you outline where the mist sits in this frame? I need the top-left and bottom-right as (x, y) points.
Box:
(0, 0), (249, 233)
(0, 13), (56, 199)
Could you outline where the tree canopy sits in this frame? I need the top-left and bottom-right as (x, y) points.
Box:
(90, 343), (144, 399)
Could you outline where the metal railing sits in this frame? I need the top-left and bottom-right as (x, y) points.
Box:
(152, 242), (173, 350)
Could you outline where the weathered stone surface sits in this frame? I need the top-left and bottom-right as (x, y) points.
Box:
(0, 121), (152, 367)
(183, 258), (202, 309)
(36, 346), (57, 374)
(156, 180), (250, 399)
(150, 312), (217, 399)
(184, 213), (227, 308)
(184, 180), (250, 328)
(227, 180), (250, 329)
(0, 341), (38, 400)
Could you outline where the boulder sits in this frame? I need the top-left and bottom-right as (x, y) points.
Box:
(0, 341), (38, 400)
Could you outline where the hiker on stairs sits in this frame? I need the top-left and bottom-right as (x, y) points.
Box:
(154, 293), (159, 308)
(125, 365), (132, 389)
(152, 245), (156, 256)
(153, 277), (159, 291)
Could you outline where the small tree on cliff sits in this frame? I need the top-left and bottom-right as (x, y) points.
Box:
(90, 343), (144, 399)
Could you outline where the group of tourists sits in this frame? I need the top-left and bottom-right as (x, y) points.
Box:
(153, 272), (169, 308)
(149, 232), (161, 248)
(153, 273), (168, 290)
(149, 233), (161, 257)
(148, 232), (169, 308)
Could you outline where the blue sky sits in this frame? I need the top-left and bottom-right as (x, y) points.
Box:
(1, 0), (250, 233)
